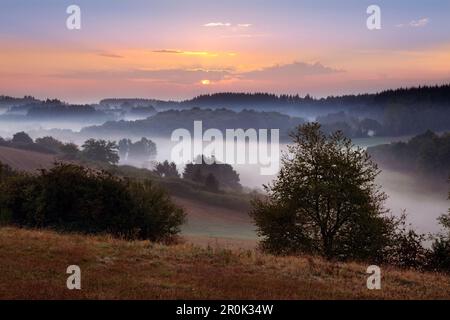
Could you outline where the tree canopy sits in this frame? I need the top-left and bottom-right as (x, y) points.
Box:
(82, 139), (119, 164)
(250, 123), (392, 260)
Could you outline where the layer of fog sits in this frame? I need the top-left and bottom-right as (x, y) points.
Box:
(150, 137), (447, 235)
(1, 121), (447, 235)
(0, 119), (105, 138)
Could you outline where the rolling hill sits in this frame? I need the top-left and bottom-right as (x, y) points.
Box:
(0, 146), (55, 172)
(0, 146), (256, 244)
(0, 227), (449, 299)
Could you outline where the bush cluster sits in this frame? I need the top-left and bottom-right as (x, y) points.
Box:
(0, 163), (185, 241)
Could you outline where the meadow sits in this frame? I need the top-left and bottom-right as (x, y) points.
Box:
(1, 227), (449, 300)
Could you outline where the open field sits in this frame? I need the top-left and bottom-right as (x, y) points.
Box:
(0, 147), (256, 241)
(0, 146), (55, 172)
(0, 227), (449, 300)
(173, 196), (256, 241)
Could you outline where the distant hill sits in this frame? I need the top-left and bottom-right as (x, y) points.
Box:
(368, 130), (450, 185)
(96, 84), (450, 137)
(0, 95), (38, 107)
(177, 85), (450, 112)
(82, 108), (305, 141)
(3, 83), (450, 136)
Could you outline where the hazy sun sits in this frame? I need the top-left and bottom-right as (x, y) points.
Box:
(201, 79), (211, 85)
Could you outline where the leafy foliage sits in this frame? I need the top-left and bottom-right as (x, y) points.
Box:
(154, 161), (180, 178)
(183, 155), (241, 191)
(0, 162), (15, 183)
(12, 132), (34, 145)
(81, 139), (119, 164)
(250, 123), (392, 260)
(384, 212), (429, 270)
(368, 130), (450, 182)
(118, 137), (157, 162)
(0, 163), (185, 241)
(35, 136), (65, 153)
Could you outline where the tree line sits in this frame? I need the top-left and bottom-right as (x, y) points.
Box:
(0, 132), (242, 193)
(368, 130), (450, 183)
(0, 132), (157, 164)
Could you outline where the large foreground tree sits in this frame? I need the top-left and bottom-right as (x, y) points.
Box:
(250, 123), (393, 260)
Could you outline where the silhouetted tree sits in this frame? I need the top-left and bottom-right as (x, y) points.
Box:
(385, 212), (428, 270)
(128, 137), (157, 161)
(205, 173), (220, 193)
(12, 132), (33, 145)
(81, 139), (119, 164)
(154, 161), (180, 178)
(35, 136), (64, 153)
(183, 155), (241, 190)
(250, 123), (392, 260)
(60, 143), (80, 160)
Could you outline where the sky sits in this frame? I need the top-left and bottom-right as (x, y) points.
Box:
(0, 0), (449, 103)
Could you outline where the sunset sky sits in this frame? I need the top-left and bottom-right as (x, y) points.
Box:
(1, 0), (449, 103)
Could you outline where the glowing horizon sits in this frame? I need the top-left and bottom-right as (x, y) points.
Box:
(1, 0), (449, 103)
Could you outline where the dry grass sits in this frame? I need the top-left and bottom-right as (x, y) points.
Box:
(0, 226), (449, 300)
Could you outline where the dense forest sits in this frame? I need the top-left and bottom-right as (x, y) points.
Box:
(368, 130), (450, 184)
(177, 85), (450, 136)
(2, 84), (450, 137)
(82, 108), (305, 140)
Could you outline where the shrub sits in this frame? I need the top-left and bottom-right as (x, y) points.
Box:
(384, 213), (428, 270)
(0, 162), (15, 183)
(127, 180), (185, 240)
(428, 211), (450, 273)
(0, 163), (185, 241)
(429, 237), (450, 272)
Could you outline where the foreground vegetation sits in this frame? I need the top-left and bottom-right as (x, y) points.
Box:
(252, 123), (450, 272)
(0, 227), (449, 300)
(0, 163), (185, 241)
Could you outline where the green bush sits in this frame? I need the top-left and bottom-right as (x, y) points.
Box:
(428, 211), (450, 273)
(0, 163), (185, 241)
(384, 213), (429, 270)
(429, 237), (450, 272)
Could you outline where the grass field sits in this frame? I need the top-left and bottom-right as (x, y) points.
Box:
(173, 197), (256, 240)
(0, 146), (55, 172)
(0, 147), (256, 240)
(1, 227), (449, 300)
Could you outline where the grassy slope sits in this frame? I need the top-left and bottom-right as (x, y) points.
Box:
(173, 197), (256, 240)
(0, 146), (55, 172)
(0, 148), (256, 240)
(1, 227), (449, 300)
